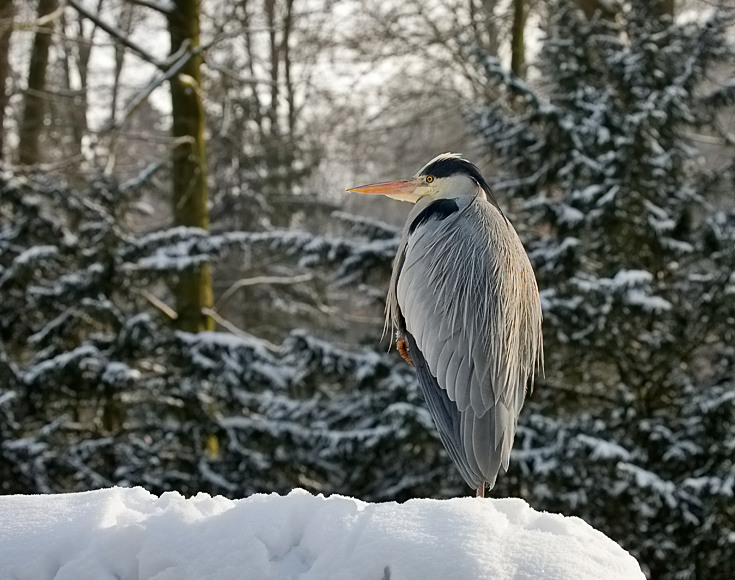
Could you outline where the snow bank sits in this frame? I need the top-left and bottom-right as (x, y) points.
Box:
(0, 487), (644, 580)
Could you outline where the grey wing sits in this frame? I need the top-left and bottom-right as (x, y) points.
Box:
(396, 198), (542, 489)
(406, 332), (482, 488)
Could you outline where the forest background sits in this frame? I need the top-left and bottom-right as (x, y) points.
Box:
(0, 1), (733, 578)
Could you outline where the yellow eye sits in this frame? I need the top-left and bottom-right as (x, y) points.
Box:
(425, 175), (434, 183)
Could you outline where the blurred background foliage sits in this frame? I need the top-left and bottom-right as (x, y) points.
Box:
(0, 0), (733, 578)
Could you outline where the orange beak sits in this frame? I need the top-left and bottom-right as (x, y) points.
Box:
(345, 179), (420, 203)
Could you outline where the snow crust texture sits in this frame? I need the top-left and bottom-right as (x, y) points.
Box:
(0, 487), (644, 580)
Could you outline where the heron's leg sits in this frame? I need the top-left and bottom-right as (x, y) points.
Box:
(396, 336), (414, 366)
(476, 483), (485, 498)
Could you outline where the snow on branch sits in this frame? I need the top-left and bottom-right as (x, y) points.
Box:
(572, 270), (673, 313)
(330, 211), (400, 240)
(120, 227), (397, 284)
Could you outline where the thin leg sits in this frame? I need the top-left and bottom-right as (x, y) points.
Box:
(396, 337), (414, 366)
(476, 482), (485, 498)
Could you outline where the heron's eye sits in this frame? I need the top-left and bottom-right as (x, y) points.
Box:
(425, 175), (434, 184)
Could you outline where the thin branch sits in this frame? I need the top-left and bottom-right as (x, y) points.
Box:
(67, 0), (165, 69)
(142, 290), (178, 320)
(315, 303), (384, 326)
(105, 25), (262, 135)
(104, 40), (192, 132)
(127, 0), (175, 14)
(205, 60), (273, 86)
(216, 273), (314, 310)
(12, 153), (87, 173)
(202, 308), (281, 353)
(120, 160), (167, 192)
(37, 4), (65, 27)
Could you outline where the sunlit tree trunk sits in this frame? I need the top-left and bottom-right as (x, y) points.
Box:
(0, 0), (13, 161)
(167, 0), (214, 332)
(510, 0), (526, 77)
(18, 0), (58, 165)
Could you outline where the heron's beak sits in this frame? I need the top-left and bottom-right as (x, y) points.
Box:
(345, 179), (420, 203)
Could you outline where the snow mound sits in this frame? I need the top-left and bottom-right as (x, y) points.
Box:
(0, 487), (644, 580)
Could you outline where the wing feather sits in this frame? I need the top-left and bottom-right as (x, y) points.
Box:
(471, 411), (494, 479)
(444, 350), (465, 409)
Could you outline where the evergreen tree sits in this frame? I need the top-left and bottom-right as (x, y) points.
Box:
(0, 170), (461, 501)
(469, 2), (735, 578)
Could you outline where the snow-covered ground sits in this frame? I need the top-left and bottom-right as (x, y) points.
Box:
(0, 487), (644, 580)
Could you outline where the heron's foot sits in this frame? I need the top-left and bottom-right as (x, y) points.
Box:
(476, 483), (486, 498)
(396, 337), (414, 366)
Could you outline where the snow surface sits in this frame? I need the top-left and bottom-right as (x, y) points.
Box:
(0, 487), (644, 580)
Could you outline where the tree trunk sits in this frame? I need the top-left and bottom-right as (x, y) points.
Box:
(167, 0), (214, 332)
(654, 0), (674, 17)
(17, 0), (58, 165)
(60, 5), (98, 159)
(0, 0), (13, 161)
(576, 0), (617, 20)
(264, 0), (282, 191)
(109, 2), (134, 128)
(242, 1), (266, 148)
(282, 0), (295, 140)
(469, 0), (499, 57)
(59, 13), (87, 160)
(510, 0), (526, 78)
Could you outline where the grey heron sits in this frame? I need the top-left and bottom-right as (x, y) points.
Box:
(347, 153), (543, 497)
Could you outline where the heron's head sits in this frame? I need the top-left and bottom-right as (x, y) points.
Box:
(346, 153), (493, 203)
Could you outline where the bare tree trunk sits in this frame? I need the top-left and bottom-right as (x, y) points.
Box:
(64, 3), (100, 157)
(576, 0), (617, 20)
(167, 0), (214, 332)
(242, 1), (266, 147)
(510, 0), (526, 78)
(280, 0), (297, 196)
(59, 15), (84, 159)
(264, 0), (282, 185)
(18, 0), (58, 165)
(265, 0), (279, 138)
(655, 0), (674, 17)
(282, 0), (295, 139)
(102, 1), (134, 172)
(109, 3), (134, 128)
(0, 0), (13, 161)
(469, 0), (499, 56)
